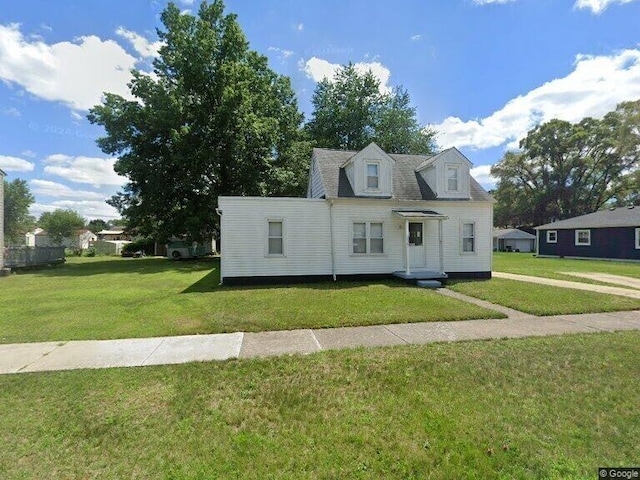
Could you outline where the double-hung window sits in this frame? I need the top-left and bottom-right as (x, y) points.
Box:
(267, 220), (284, 255)
(547, 230), (557, 243)
(366, 163), (379, 190)
(352, 222), (384, 254)
(462, 222), (475, 253)
(575, 229), (590, 246)
(446, 166), (459, 192)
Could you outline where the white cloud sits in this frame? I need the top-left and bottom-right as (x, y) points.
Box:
(574, 0), (638, 14)
(43, 154), (127, 187)
(410, 34), (422, 41)
(268, 46), (294, 63)
(300, 57), (392, 94)
(433, 49), (640, 150)
(31, 200), (120, 221)
(30, 179), (107, 200)
(0, 155), (35, 172)
(21, 150), (37, 158)
(470, 165), (498, 190)
(0, 23), (137, 111)
(115, 27), (162, 58)
(297, 23), (304, 31)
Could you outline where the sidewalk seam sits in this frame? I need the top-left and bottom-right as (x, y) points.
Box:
(16, 342), (68, 373)
(382, 326), (410, 344)
(141, 338), (167, 366)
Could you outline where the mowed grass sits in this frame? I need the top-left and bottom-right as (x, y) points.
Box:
(449, 278), (640, 316)
(1, 332), (638, 479)
(494, 252), (640, 285)
(0, 256), (501, 344)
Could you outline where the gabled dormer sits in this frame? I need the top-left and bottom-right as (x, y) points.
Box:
(342, 142), (394, 198)
(415, 147), (472, 199)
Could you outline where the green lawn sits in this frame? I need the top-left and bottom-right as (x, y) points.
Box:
(1, 332), (638, 479)
(0, 256), (501, 344)
(494, 252), (640, 286)
(449, 277), (640, 315)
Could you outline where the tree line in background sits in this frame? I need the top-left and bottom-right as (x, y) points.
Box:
(492, 99), (640, 229)
(3, 1), (639, 244)
(2, 179), (117, 247)
(87, 0), (435, 243)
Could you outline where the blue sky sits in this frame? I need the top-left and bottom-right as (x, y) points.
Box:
(1, 0), (639, 220)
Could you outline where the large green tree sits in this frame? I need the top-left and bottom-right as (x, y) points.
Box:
(3, 178), (35, 245)
(38, 209), (86, 246)
(305, 64), (436, 154)
(88, 1), (305, 242)
(492, 100), (640, 228)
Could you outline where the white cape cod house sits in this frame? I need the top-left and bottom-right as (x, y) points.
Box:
(218, 143), (494, 284)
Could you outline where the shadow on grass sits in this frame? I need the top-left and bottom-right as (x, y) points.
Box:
(11, 256), (218, 278)
(181, 270), (414, 294)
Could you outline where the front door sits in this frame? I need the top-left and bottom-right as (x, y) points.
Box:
(408, 222), (426, 269)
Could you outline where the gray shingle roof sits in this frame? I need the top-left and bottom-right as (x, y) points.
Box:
(312, 147), (492, 202)
(535, 206), (640, 230)
(493, 228), (536, 239)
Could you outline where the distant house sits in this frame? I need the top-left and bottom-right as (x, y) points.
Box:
(26, 229), (97, 250)
(535, 206), (640, 261)
(493, 228), (536, 253)
(218, 142), (494, 284)
(97, 229), (131, 241)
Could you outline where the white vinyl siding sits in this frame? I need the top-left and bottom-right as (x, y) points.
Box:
(635, 228), (640, 249)
(267, 220), (284, 256)
(575, 229), (591, 246)
(547, 230), (557, 243)
(461, 222), (476, 253)
(351, 221), (384, 255)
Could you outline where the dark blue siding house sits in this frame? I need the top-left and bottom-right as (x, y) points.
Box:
(535, 206), (640, 261)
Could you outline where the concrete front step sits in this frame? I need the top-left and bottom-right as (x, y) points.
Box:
(417, 280), (442, 288)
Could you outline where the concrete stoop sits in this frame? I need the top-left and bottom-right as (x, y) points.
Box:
(416, 280), (442, 288)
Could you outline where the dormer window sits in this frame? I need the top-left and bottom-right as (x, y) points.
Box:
(446, 165), (459, 192)
(366, 163), (379, 190)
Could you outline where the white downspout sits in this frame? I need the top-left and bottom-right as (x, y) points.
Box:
(215, 207), (223, 285)
(438, 219), (444, 274)
(405, 219), (411, 275)
(329, 199), (336, 281)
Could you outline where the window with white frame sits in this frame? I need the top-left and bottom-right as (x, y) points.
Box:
(575, 229), (591, 246)
(352, 221), (384, 254)
(635, 228), (640, 249)
(446, 165), (459, 192)
(267, 220), (284, 255)
(547, 230), (557, 243)
(462, 222), (475, 253)
(366, 163), (379, 190)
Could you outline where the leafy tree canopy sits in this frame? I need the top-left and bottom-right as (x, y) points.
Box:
(305, 63), (436, 154)
(492, 99), (640, 228)
(88, 1), (305, 242)
(38, 209), (86, 246)
(86, 219), (108, 233)
(3, 178), (35, 245)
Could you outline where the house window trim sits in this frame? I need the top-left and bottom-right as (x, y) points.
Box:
(575, 229), (591, 246)
(460, 220), (477, 255)
(364, 161), (381, 192)
(547, 230), (557, 244)
(265, 218), (286, 257)
(445, 164), (460, 193)
(350, 220), (386, 256)
(635, 228), (640, 250)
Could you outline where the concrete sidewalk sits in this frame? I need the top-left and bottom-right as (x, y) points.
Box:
(2, 299), (639, 375)
(493, 272), (640, 299)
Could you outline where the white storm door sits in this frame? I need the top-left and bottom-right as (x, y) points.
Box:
(408, 222), (426, 269)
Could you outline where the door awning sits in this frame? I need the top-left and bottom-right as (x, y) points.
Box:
(392, 209), (449, 220)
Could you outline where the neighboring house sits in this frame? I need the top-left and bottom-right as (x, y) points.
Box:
(493, 228), (536, 253)
(26, 229), (97, 250)
(535, 206), (640, 261)
(97, 229), (131, 241)
(0, 168), (5, 272)
(218, 142), (494, 285)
